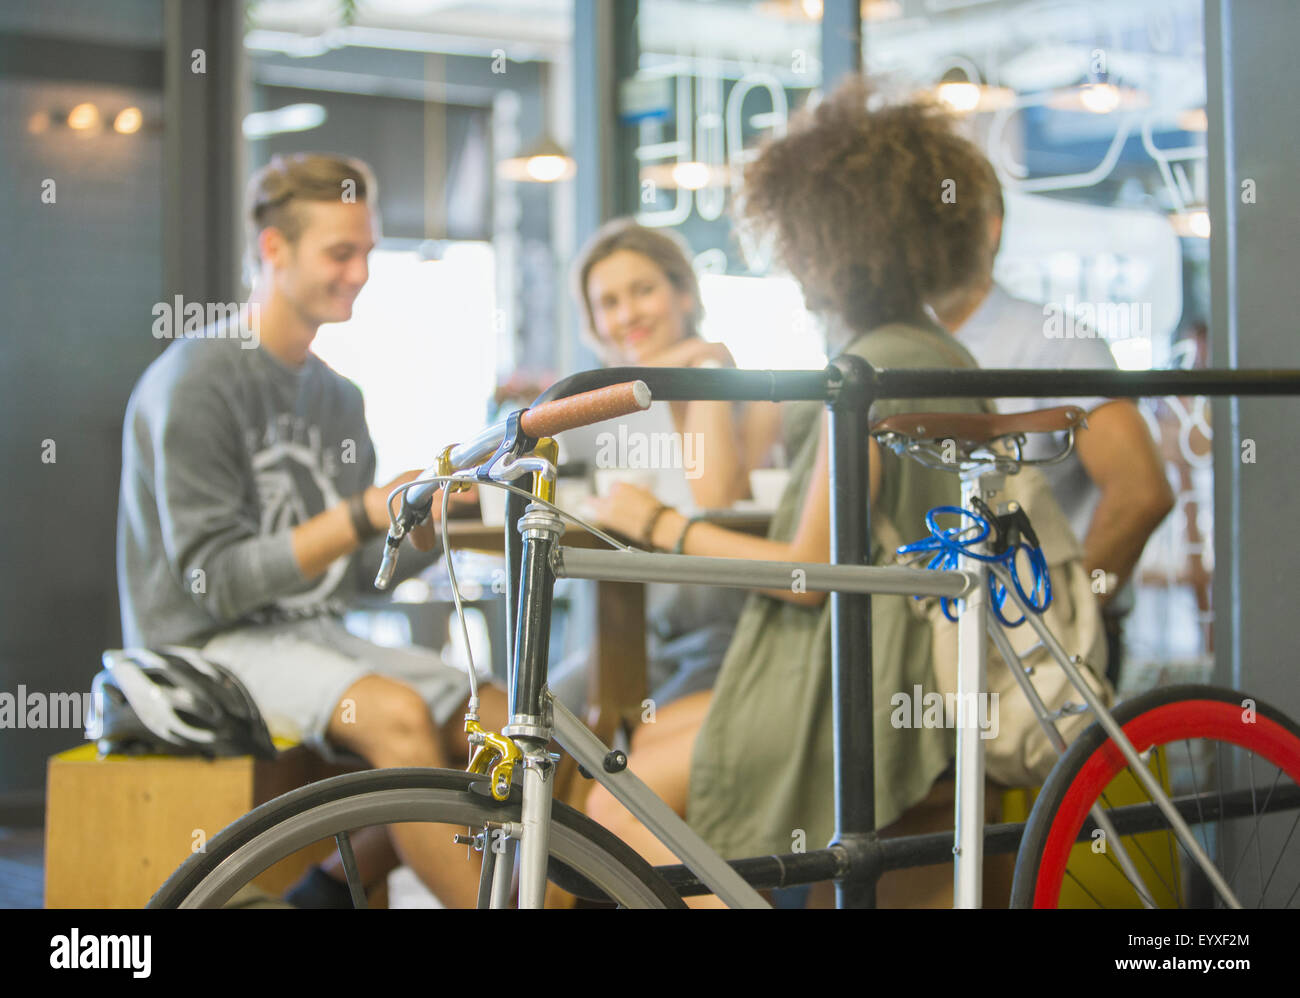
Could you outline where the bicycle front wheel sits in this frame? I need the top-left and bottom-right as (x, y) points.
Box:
(1012, 685), (1300, 908)
(148, 767), (684, 909)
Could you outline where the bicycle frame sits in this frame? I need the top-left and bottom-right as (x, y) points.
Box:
(494, 476), (1242, 909)
(472, 361), (1300, 908)
(502, 505), (977, 907)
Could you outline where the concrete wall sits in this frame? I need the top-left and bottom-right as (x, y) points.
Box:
(0, 3), (165, 812)
(1206, 0), (1300, 902)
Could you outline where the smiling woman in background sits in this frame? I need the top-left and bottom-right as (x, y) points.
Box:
(547, 220), (783, 717)
(574, 218), (783, 506)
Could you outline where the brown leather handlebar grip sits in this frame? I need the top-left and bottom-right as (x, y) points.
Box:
(519, 381), (652, 438)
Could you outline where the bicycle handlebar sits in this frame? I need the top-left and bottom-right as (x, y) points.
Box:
(374, 380), (653, 590)
(444, 380), (651, 473)
(522, 379), (651, 439)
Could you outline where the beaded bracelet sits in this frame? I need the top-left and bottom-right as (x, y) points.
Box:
(673, 515), (705, 555)
(641, 503), (671, 549)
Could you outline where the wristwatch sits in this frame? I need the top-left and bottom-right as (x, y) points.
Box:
(347, 490), (383, 542)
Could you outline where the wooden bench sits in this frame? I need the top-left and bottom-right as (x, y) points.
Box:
(45, 741), (383, 908)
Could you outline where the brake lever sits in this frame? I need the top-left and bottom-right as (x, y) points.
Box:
(374, 479), (437, 591)
(373, 528), (406, 591)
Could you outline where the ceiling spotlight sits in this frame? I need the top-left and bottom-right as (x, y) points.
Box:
(498, 137), (576, 183)
(67, 102), (100, 130)
(640, 162), (733, 191)
(524, 154), (570, 183)
(1049, 82), (1148, 114)
(1079, 82), (1120, 113)
(114, 107), (143, 134)
(933, 67), (1014, 114)
(671, 162), (713, 190)
(1170, 208), (1211, 239)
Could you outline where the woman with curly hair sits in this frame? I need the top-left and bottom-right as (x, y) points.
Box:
(586, 77), (1008, 907)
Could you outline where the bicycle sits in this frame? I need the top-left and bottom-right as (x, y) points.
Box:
(149, 372), (1300, 909)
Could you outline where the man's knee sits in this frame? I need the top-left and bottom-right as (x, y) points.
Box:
(328, 675), (442, 766)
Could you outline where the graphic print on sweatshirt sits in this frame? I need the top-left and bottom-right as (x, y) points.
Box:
(248, 416), (349, 615)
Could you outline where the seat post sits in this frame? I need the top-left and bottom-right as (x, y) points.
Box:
(951, 465), (1001, 908)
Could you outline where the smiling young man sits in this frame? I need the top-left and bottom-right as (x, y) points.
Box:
(117, 153), (506, 907)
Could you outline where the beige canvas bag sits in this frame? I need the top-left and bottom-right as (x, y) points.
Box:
(877, 461), (1115, 788)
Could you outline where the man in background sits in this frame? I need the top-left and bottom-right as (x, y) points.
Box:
(117, 153), (504, 907)
(930, 169), (1175, 685)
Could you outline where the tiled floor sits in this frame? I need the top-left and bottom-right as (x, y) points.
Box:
(0, 827), (44, 909)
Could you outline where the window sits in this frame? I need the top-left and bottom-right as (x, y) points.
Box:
(311, 244), (498, 483)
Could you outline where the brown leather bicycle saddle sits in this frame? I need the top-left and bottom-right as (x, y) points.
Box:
(870, 405), (1087, 445)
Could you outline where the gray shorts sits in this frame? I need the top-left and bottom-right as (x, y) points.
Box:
(200, 615), (473, 762)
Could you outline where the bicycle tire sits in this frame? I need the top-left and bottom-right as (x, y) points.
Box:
(1011, 684), (1300, 908)
(148, 767), (685, 909)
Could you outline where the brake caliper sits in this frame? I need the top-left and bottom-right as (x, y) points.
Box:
(464, 717), (523, 801)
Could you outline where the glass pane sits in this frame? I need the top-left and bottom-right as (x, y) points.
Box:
(627, 0), (825, 368)
(243, 1), (574, 470)
(862, 0), (1212, 686)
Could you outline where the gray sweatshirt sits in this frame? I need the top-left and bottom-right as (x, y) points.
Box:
(117, 335), (390, 648)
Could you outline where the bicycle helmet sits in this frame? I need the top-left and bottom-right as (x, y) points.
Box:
(87, 647), (277, 760)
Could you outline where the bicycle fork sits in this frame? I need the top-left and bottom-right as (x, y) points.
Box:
(500, 502), (566, 908)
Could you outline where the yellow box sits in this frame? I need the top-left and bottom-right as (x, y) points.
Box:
(45, 741), (368, 908)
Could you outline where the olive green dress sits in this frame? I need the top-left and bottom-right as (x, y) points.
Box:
(685, 319), (992, 858)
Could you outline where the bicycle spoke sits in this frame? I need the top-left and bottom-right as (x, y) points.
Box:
(1216, 741), (1225, 868)
(1285, 870), (1300, 909)
(1252, 754), (1265, 895)
(1183, 739), (1211, 856)
(333, 830), (369, 910)
(1150, 747), (1294, 908)
(1064, 867), (1107, 909)
(1096, 788), (1180, 905)
(1094, 836), (1160, 907)
(476, 826), (495, 909)
(1018, 688), (1300, 911)
(1076, 789), (1176, 906)
(1258, 806), (1300, 908)
(1155, 750), (1180, 903)
(1224, 758), (1283, 892)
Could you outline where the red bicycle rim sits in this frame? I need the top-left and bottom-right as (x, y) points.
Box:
(1034, 699), (1300, 908)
